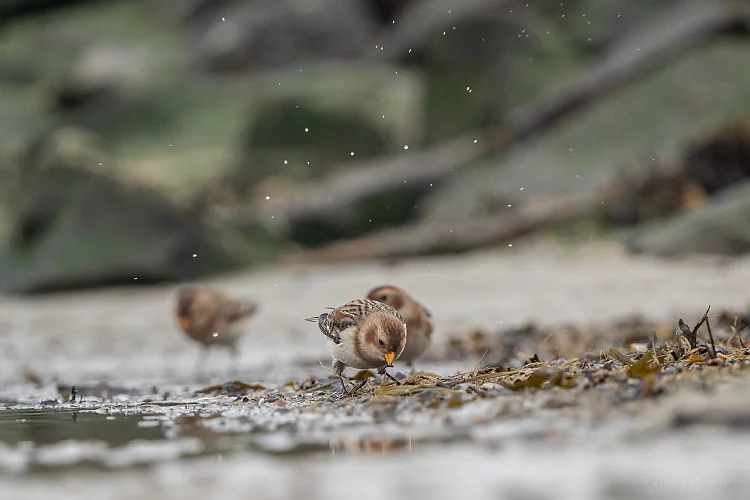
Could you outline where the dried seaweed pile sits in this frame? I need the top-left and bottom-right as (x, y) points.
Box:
(187, 307), (749, 415)
(358, 307), (749, 399)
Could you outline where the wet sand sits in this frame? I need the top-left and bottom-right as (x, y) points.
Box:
(1, 242), (748, 385)
(0, 242), (749, 499)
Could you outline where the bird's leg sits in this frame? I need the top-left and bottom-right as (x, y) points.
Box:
(332, 359), (348, 395)
(195, 346), (209, 381)
(378, 366), (401, 386)
(347, 378), (369, 395)
(228, 343), (240, 380)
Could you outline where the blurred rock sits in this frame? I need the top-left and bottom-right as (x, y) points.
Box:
(363, 0), (417, 25)
(367, 0), (676, 142)
(260, 135), (485, 247)
(0, 127), (279, 294)
(236, 99), (388, 187)
(368, 0), (531, 141)
(47, 44), (162, 141)
(622, 180), (750, 257)
(420, 42), (750, 225)
(215, 62), (423, 200)
(684, 120), (750, 194)
(152, 0), (237, 25)
(533, 0), (683, 55)
(194, 0), (377, 72)
(0, 0), (99, 23)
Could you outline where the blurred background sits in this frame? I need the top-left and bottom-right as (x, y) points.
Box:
(1, 2), (750, 499)
(1, 0), (749, 294)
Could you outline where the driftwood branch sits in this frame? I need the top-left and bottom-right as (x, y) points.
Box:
(510, 1), (750, 139)
(282, 192), (596, 263)
(261, 133), (494, 225)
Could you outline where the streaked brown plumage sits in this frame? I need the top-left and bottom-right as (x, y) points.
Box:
(174, 285), (258, 374)
(306, 298), (407, 393)
(367, 285), (433, 368)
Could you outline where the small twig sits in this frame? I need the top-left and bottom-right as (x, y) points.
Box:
(677, 318), (694, 349)
(703, 306), (716, 359)
(348, 378), (370, 396)
(733, 316), (746, 349)
(470, 349), (490, 378)
(380, 369), (402, 386)
(691, 312), (708, 348)
(298, 379), (339, 394)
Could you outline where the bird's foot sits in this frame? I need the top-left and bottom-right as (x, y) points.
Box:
(378, 368), (401, 386)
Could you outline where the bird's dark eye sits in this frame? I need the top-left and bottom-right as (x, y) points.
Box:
(378, 339), (385, 346)
(380, 295), (388, 301)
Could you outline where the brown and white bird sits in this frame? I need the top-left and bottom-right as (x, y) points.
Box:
(305, 299), (407, 394)
(174, 286), (258, 375)
(367, 285), (433, 370)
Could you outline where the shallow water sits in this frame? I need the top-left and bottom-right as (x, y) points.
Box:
(0, 409), (161, 447)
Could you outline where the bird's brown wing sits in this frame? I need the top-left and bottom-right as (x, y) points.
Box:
(415, 299), (432, 318)
(328, 305), (359, 334)
(331, 299), (404, 332)
(216, 293), (258, 323)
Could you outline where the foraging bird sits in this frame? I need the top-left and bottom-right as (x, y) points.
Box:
(367, 285), (433, 370)
(174, 286), (258, 376)
(306, 299), (407, 394)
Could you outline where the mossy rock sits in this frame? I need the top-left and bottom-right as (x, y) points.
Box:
(378, 0), (588, 142)
(237, 100), (389, 186)
(289, 186), (427, 247)
(622, 180), (750, 257)
(0, 128), (280, 294)
(421, 41), (750, 222)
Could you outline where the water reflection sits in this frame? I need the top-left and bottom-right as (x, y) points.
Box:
(330, 433), (414, 455)
(0, 409), (164, 447)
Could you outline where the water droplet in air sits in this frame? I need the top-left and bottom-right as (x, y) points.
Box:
(265, 196), (270, 200)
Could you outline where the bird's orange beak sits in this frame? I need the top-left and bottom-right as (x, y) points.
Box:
(384, 352), (396, 367)
(178, 315), (190, 332)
